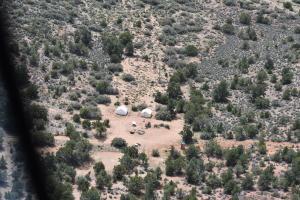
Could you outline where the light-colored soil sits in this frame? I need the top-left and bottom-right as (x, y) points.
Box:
(99, 104), (184, 155)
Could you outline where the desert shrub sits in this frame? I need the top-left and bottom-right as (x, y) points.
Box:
(72, 114), (81, 123)
(240, 41), (250, 50)
(155, 108), (174, 121)
(80, 187), (100, 200)
(69, 41), (88, 56)
(167, 81), (182, 100)
(186, 158), (204, 185)
(206, 173), (221, 189)
(80, 106), (101, 120)
(200, 131), (216, 140)
(255, 97), (270, 109)
(127, 175), (144, 195)
(77, 176), (90, 192)
(107, 63), (123, 73)
(222, 23), (235, 35)
(256, 69), (268, 83)
(95, 95), (111, 105)
(102, 34), (123, 63)
(224, 179), (240, 195)
(258, 165), (275, 191)
(225, 145), (247, 167)
(96, 170), (112, 190)
(234, 127), (246, 141)
(75, 26), (92, 47)
(281, 68), (293, 85)
(165, 147), (185, 176)
(82, 120), (91, 130)
(23, 84), (39, 100)
(69, 92), (80, 101)
(283, 89), (291, 100)
(213, 80), (230, 103)
(241, 174), (254, 191)
(112, 165), (127, 184)
(31, 131), (54, 147)
(180, 126), (194, 144)
(239, 12), (251, 25)
(291, 88), (298, 97)
(256, 14), (270, 24)
(295, 27), (300, 34)
(154, 91), (169, 105)
(244, 124), (258, 139)
(264, 56), (274, 71)
(283, 2), (293, 11)
(111, 137), (127, 149)
(274, 83), (282, 91)
(96, 81), (118, 95)
(184, 45), (198, 57)
(122, 73), (135, 82)
(251, 83), (267, 101)
(223, 0), (236, 6)
(152, 149), (160, 157)
(56, 139), (92, 166)
(204, 140), (223, 158)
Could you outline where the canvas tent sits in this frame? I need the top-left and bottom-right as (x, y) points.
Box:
(115, 105), (128, 116)
(141, 108), (152, 118)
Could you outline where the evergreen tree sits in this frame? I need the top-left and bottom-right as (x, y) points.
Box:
(213, 80), (230, 103)
(0, 156), (7, 170)
(80, 187), (100, 200)
(186, 158), (204, 185)
(241, 173), (254, 190)
(258, 165), (275, 191)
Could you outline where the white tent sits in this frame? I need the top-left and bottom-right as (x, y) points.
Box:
(141, 108), (152, 118)
(115, 105), (128, 116)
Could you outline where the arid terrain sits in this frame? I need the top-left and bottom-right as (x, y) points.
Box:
(1, 0), (300, 199)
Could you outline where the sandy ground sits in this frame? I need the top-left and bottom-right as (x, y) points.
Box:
(99, 104), (184, 155)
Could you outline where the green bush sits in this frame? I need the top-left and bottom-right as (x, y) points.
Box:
(281, 68), (293, 85)
(186, 158), (204, 185)
(56, 139), (92, 166)
(255, 97), (270, 109)
(102, 34), (123, 63)
(258, 166), (275, 191)
(111, 137), (127, 149)
(96, 170), (112, 190)
(180, 126), (194, 144)
(31, 131), (54, 147)
(155, 109), (175, 121)
(204, 140), (223, 158)
(127, 175), (144, 195)
(283, 89), (291, 100)
(295, 27), (300, 34)
(154, 91), (169, 105)
(112, 165), (126, 181)
(241, 174), (254, 190)
(80, 106), (101, 120)
(221, 23), (235, 35)
(122, 73), (135, 82)
(213, 80), (230, 103)
(152, 149), (160, 157)
(239, 12), (251, 25)
(80, 187), (100, 200)
(96, 81), (118, 95)
(283, 2), (293, 11)
(223, 0), (236, 6)
(77, 176), (90, 192)
(95, 95), (111, 105)
(256, 14), (270, 25)
(184, 45), (198, 57)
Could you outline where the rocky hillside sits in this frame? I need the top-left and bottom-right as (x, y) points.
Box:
(2, 0), (300, 199)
